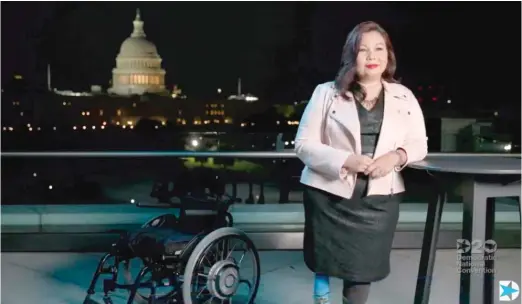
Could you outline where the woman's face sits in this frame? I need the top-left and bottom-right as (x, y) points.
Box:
(355, 31), (388, 81)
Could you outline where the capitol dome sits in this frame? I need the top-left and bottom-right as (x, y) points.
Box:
(108, 9), (167, 96)
(119, 37), (159, 58)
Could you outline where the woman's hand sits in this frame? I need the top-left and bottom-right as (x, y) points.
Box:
(343, 155), (374, 173)
(364, 151), (401, 178)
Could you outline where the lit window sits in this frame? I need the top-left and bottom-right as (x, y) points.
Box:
(119, 75), (129, 84)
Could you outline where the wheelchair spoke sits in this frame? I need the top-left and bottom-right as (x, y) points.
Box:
(203, 255), (214, 267)
(196, 286), (209, 298)
(235, 251), (246, 267)
(221, 240), (227, 261)
(225, 242), (238, 260)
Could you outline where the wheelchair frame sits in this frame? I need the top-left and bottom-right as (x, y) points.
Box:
(83, 190), (261, 304)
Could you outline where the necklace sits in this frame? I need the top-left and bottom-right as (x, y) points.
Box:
(358, 85), (383, 110)
(359, 96), (379, 110)
(357, 81), (381, 89)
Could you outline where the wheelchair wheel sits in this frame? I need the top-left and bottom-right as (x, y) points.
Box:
(182, 227), (261, 304)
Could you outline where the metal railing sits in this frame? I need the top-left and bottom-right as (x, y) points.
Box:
(1, 150), (518, 206)
(1, 151), (520, 158)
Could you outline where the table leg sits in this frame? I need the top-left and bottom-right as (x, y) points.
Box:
(414, 187), (447, 304)
(483, 198), (496, 303)
(459, 179), (492, 304)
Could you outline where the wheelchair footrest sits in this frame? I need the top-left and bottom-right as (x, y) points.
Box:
(103, 279), (116, 293)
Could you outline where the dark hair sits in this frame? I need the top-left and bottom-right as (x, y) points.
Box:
(334, 21), (398, 102)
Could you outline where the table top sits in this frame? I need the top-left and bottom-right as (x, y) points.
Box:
(409, 155), (521, 175)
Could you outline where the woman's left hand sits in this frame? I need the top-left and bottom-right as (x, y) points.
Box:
(364, 151), (401, 178)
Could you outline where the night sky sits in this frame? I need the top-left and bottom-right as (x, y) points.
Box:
(2, 2), (521, 105)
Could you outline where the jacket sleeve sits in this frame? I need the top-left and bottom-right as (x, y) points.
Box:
(395, 88), (428, 171)
(294, 84), (351, 180)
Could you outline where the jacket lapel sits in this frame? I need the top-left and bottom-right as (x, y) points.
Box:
(373, 81), (405, 158)
(326, 81), (407, 158)
(327, 91), (361, 154)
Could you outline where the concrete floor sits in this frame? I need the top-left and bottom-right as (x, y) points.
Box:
(1, 249), (520, 304)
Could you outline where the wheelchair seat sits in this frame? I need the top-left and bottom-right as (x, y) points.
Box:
(121, 227), (200, 260)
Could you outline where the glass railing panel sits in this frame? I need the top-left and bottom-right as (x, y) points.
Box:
(2, 152), (513, 206)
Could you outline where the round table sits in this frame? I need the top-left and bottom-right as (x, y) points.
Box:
(409, 155), (521, 175)
(409, 155), (521, 304)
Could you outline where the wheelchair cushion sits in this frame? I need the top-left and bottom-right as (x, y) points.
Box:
(123, 227), (198, 259)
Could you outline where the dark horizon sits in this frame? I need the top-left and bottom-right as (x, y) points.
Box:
(2, 2), (521, 105)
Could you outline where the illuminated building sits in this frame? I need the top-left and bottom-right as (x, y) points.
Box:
(108, 9), (168, 96)
(1, 11), (268, 131)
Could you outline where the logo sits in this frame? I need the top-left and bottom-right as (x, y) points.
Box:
(456, 239), (498, 275)
(457, 239), (470, 253)
(483, 239), (498, 253)
(499, 281), (519, 301)
(456, 239), (497, 254)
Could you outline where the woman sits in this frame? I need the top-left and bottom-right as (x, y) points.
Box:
(294, 21), (428, 304)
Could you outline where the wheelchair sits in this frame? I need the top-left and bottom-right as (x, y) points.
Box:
(84, 169), (261, 304)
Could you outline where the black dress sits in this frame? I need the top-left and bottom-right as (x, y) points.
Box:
(302, 90), (403, 283)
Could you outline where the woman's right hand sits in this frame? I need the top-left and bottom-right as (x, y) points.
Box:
(343, 155), (374, 173)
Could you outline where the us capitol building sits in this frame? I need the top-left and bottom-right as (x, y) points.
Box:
(40, 9), (267, 129)
(108, 9), (168, 96)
